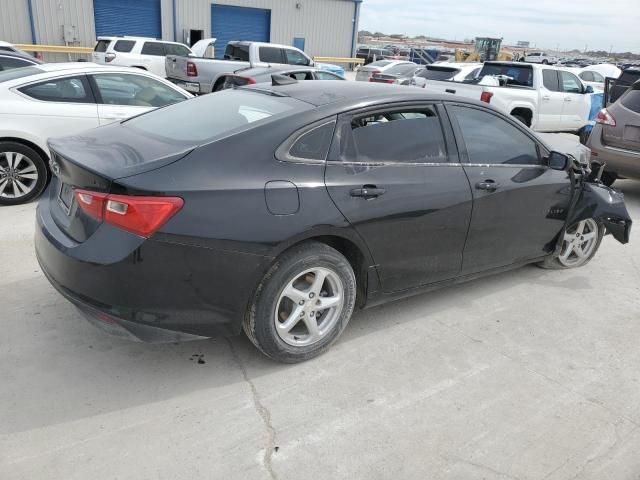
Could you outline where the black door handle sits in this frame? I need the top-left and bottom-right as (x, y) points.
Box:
(350, 185), (386, 199)
(445, 88), (456, 94)
(475, 180), (500, 191)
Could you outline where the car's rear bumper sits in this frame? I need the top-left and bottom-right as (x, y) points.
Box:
(588, 125), (640, 178)
(35, 191), (272, 342)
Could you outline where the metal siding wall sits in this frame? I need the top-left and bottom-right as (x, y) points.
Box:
(161, 0), (174, 40)
(0, 0), (33, 44)
(175, 0), (355, 58)
(31, 0), (95, 62)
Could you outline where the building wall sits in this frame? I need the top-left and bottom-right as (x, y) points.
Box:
(0, 0), (359, 60)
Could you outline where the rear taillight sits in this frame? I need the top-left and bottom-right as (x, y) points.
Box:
(186, 61), (198, 77)
(595, 108), (616, 126)
(105, 52), (116, 63)
(480, 91), (493, 103)
(74, 190), (184, 238)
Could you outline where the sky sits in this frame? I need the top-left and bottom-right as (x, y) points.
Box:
(359, 0), (640, 53)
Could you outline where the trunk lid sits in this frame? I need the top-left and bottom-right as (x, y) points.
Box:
(47, 123), (193, 242)
(166, 55), (192, 81)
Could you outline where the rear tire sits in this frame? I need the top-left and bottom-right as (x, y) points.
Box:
(243, 242), (357, 363)
(539, 219), (604, 269)
(0, 142), (48, 206)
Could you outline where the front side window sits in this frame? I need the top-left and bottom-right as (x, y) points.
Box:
(19, 76), (93, 103)
(113, 40), (135, 53)
(141, 42), (165, 56)
(259, 47), (284, 64)
(450, 106), (540, 165)
(0, 56), (34, 71)
(560, 71), (583, 93)
(591, 72), (604, 82)
(92, 73), (186, 107)
(579, 71), (594, 82)
(542, 69), (560, 91)
(284, 49), (308, 66)
(339, 106), (448, 164)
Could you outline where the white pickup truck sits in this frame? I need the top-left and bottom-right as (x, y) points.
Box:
(422, 62), (595, 134)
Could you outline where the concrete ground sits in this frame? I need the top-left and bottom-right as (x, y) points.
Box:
(1, 181), (639, 480)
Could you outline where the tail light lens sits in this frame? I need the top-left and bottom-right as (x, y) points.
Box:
(105, 52), (116, 63)
(186, 61), (198, 77)
(480, 91), (493, 103)
(595, 108), (616, 126)
(74, 190), (184, 238)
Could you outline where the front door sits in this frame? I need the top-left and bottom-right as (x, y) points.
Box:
(559, 70), (590, 131)
(446, 104), (572, 274)
(325, 104), (472, 292)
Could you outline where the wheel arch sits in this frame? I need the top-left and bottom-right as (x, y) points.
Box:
(510, 106), (533, 126)
(0, 136), (51, 184)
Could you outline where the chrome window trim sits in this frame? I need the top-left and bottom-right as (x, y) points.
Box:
(327, 161), (547, 168)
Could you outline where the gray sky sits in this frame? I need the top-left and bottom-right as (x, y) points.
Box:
(359, 0), (640, 53)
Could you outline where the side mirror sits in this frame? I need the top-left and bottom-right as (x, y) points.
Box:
(548, 151), (570, 171)
(584, 85), (594, 94)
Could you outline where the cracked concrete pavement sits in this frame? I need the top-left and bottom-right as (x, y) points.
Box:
(1, 180), (640, 480)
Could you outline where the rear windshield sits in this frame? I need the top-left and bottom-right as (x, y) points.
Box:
(225, 44), (250, 61)
(478, 64), (534, 87)
(621, 88), (640, 114)
(0, 66), (44, 83)
(94, 40), (111, 53)
(385, 64), (417, 75)
(417, 67), (459, 80)
(125, 89), (310, 144)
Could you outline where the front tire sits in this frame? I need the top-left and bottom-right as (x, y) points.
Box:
(0, 142), (48, 206)
(539, 219), (604, 269)
(243, 242), (357, 363)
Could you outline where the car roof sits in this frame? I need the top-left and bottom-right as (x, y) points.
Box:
(247, 79), (488, 109)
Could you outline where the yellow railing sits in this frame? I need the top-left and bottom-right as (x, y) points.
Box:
(314, 56), (364, 65)
(15, 44), (94, 54)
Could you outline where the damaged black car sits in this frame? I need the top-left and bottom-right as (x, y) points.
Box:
(35, 80), (632, 363)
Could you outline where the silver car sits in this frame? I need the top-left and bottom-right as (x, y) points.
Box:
(220, 66), (344, 89)
(355, 60), (417, 82)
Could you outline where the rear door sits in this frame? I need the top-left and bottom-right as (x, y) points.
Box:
(89, 72), (188, 125)
(602, 87), (640, 153)
(140, 42), (167, 77)
(559, 70), (589, 130)
(537, 69), (564, 130)
(446, 103), (571, 274)
(325, 103), (472, 292)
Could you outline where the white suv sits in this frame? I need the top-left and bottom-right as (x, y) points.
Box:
(524, 52), (557, 65)
(92, 37), (193, 78)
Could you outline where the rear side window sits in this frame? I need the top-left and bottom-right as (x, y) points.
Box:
(285, 122), (335, 161)
(450, 106), (540, 165)
(340, 106), (447, 163)
(621, 89), (640, 114)
(94, 40), (111, 52)
(125, 89), (310, 144)
(141, 42), (165, 56)
(418, 67), (458, 80)
(164, 43), (191, 56)
(259, 47), (284, 64)
(580, 71), (594, 82)
(0, 56), (35, 71)
(224, 44), (250, 61)
(113, 40), (135, 53)
(19, 76), (93, 103)
(542, 70), (560, 91)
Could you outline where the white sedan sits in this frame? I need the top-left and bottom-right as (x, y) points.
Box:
(0, 63), (192, 205)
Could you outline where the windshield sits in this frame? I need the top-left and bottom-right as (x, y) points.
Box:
(0, 66), (44, 83)
(125, 88), (311, 144)
(478, 64), (534, 87)
(418, 67), (459, 80)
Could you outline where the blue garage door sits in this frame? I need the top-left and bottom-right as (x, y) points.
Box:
(211, 5), (271, 59)
(94, 0), (161, 38)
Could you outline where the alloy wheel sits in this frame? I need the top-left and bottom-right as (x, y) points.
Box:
(558, 219), (599, 267)
(274, 267), (344, 347)
(0, 152), (39, 199)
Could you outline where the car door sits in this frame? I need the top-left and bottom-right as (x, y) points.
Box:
(17, 75), (99, 138)
(559, 70), (589, 130)
(89, 72), (188, 125)
(325, 103), (473, 292)
(446, 103), (571, 274)
(537, 69), (564, 130)
(139, 42), (167, 77)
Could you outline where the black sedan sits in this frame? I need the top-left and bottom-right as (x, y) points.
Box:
(36, 80), (632, 363)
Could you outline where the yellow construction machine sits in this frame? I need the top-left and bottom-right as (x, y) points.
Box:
(454, 37), (513, 62)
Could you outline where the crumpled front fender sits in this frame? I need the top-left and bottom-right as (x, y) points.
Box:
(567, 182), (632, 244)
